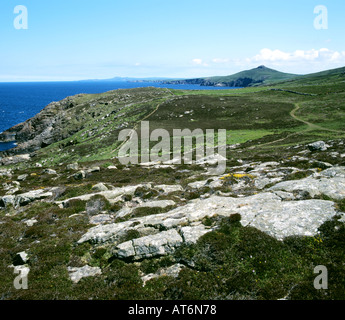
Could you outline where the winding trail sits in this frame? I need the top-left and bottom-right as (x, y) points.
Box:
(250, 103), (344, 148)
(290, 103), (343, 133)
(111, 89), (174, 154)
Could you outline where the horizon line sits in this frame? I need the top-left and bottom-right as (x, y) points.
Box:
(0, 64), (343, 83)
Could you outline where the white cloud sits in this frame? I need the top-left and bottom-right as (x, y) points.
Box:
(192, 58), (208, 66)
(192, 58), (203, 65)
(244, 48), (345, 73)
(250, 48), (345, 64)
(212, 58), (229, 63)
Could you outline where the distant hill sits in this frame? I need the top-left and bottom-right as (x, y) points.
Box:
(79, 77), (174, 82)
(278, 66), (345, 85)
(162, 65), (299, 87)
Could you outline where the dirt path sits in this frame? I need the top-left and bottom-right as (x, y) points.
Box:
(290, 103), (343, 133)
(111, 89), (174, 154)
(250, 103), (344, 149)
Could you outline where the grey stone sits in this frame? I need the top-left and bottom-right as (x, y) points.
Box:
(154, 184), (183, 194)
(141, 263), (185, 285)
(114, 229), (183, 260)
(17, 174), (29, 181)
(13, 251), (29, 266)
(89, 214), (112, 225)
(67, 163), (79, 170)
(24, 218), (38, 227)
(319, 166), (345, 178)
(0, 169), (13, 177)
(58, 184), (151, 207)
(15, 189), (53, 207)
(43, 169), (57, 175)
(269, 175), (345, 200)
(308, 141), (330, 152)
(139, 200), (175, 209)
(91, 183), (109, 192)
(78, 190), (341, 246)
(180, 225), (211, 244)
(67, 265), (102, 283)
(0, 195), (15, 208)
(254, 177), (282, 190)
(73, 170), (86, 180)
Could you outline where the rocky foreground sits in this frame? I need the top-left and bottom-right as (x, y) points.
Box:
(1, 137), (345, 300)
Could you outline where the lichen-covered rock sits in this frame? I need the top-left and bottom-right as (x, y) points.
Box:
(0, 168), (13, 177)
(180, 225), (211, 244)
(91, 183), (109, 192)
(78, 191), (341, 245)
(67, 163), (79, 170)
(0, 195), (15, 208)
(308, 141), (330, 151)
(58, 184), (151, 207)
(113, 229), (183, 260)
(269, 174), (345, 200)
(67, 265), (102, 283)
(154, 184), (183, 194)
(139, 200), (175, 209)
(14, 189), (53, 207)
(43, 169), (57, 175)
(73, 170), (86, 180)
(17, 174), (29, 181)
(141, 263), (185, 285)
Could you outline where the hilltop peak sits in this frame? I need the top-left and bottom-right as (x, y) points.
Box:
(257, 65), (268, 69)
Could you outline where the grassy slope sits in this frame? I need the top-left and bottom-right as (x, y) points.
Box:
(26, 65), (344, 167)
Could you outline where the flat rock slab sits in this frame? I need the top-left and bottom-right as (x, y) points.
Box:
(114, 229), (183, 260)
(78, 192), (341, 248)
(270, 177), (345, 200)
(141, 263), (185, 285)
(57, 184), (151, 207)
(67, 265), (102, 283)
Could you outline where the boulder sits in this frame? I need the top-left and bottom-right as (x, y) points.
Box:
(24, 218), (38, 227)
(0, 169), (13, 178)
(67, 265), (102, 283)
(113, 229), (184, 260)
(73, 170), (86, 180)
(13, 251), (29, 266)
(0, 195), (15, 208)
(141, 264), (185, 285)
(67, 163), (79, 170)
(43, 169), (57, 175)
(14, 189), (53, 207)
(91, 183), (109, 192)
(308, 141), (330, 152)
(17, 174), (29, 181)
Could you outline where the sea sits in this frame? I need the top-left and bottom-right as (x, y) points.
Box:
(0, 81), (238, 152)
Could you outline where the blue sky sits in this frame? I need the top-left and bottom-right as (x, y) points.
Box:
(0, 0), (344, 81)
